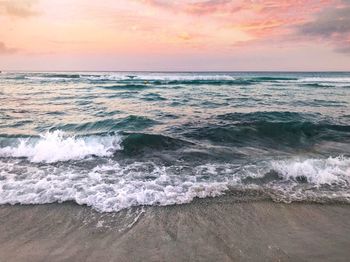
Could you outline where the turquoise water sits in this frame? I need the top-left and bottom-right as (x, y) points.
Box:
(0, 71), (350, 212)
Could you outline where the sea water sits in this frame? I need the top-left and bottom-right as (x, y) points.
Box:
(0, 71), (349, 212)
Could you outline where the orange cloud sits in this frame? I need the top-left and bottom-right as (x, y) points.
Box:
(0, 0), (39, 18)
(0, 41), (17, 54)
(177, 32), (195, 41)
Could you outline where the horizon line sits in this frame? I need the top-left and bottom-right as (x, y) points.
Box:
(2, 70), (350, 73)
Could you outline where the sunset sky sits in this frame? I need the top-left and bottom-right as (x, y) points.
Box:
(0, 0), (349, 71)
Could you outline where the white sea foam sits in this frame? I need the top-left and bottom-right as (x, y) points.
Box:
(0, 160), (228, 212)
(298, 77), (350, 83)
(271, 156), (350, 185)
(0, 156), (349, 212)
(82, 73), (236, 82)
(19, 73), (237, 84)
(0, 131), (122, 163)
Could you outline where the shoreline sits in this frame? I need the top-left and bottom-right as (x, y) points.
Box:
(1, 197), (350, 261)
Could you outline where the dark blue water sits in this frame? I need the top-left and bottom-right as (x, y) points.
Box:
(0, 71), (350, 212)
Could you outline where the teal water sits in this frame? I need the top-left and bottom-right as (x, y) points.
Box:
(0, 71), (350, 212)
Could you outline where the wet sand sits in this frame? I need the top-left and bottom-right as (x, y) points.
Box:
(0, 197), (350, 262)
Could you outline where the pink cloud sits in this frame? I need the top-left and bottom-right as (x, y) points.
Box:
(139, 0), (335, 41)
(0, 42), (17, 54)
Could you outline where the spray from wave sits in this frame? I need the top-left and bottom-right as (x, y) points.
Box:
(0, 131), (122, 163)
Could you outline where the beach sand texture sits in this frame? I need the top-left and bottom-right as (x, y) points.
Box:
(1, 198), (349, 262)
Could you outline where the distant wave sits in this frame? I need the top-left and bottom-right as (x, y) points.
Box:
(249, 76), (298, 81)
(40, 74), (81, 79)
(83, 74), (237, 82)
(298, 77), (350, 83)
(3, 73), (350, 87)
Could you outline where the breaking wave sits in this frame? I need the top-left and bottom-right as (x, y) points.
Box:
(0, 154), (349, 212)
(0, 131), (122, 163)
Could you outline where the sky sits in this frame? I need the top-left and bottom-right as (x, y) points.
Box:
(0, 0), (349, 71)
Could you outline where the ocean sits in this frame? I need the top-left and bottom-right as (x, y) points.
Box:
(0, 71), (350, 212)
(1, 71), (350, 261)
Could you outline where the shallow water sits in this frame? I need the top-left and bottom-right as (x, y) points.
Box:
(0, 71), (350, 212)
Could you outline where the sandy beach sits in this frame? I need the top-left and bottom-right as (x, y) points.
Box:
(1, 197), (349, 262)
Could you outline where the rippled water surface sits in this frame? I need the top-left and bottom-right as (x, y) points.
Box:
(0, 71), (350, 212)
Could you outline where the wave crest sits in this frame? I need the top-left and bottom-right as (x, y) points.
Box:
(271, 156), (350, 185)
(0, 131), (122, 163)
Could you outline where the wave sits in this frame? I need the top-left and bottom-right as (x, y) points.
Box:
(83, 74), (237, 82)
(217, 111), (319, 122)
(249, 76), (298, 81)
(0, 131), (122, 163)
(91, 75), (349, 87)
(49, 116), (157, 133)
(22, 74), (81, 82)
(1, 112), (349, 160)
(0, 131), (191, 162)
(298, 77), (350, 83)
(301, 83), (350, 89)
(40, 73), (81, 79)
(97, 79), (255, 88)
(0, 156), (349, 212)
(3, 75), (26, 80)
(85, 74), (294, 86)
(121, 133), (192, 154)
(160, 79), (253, 86)
(83, 74), (335, 83)
(101, 84), (151, 89)
(270, 156), (350, 185)
(182, 112), (350, 147)
(0, 160), (229, 212)
(4, 72), (350, 83)
(7, 73), (350, 87)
